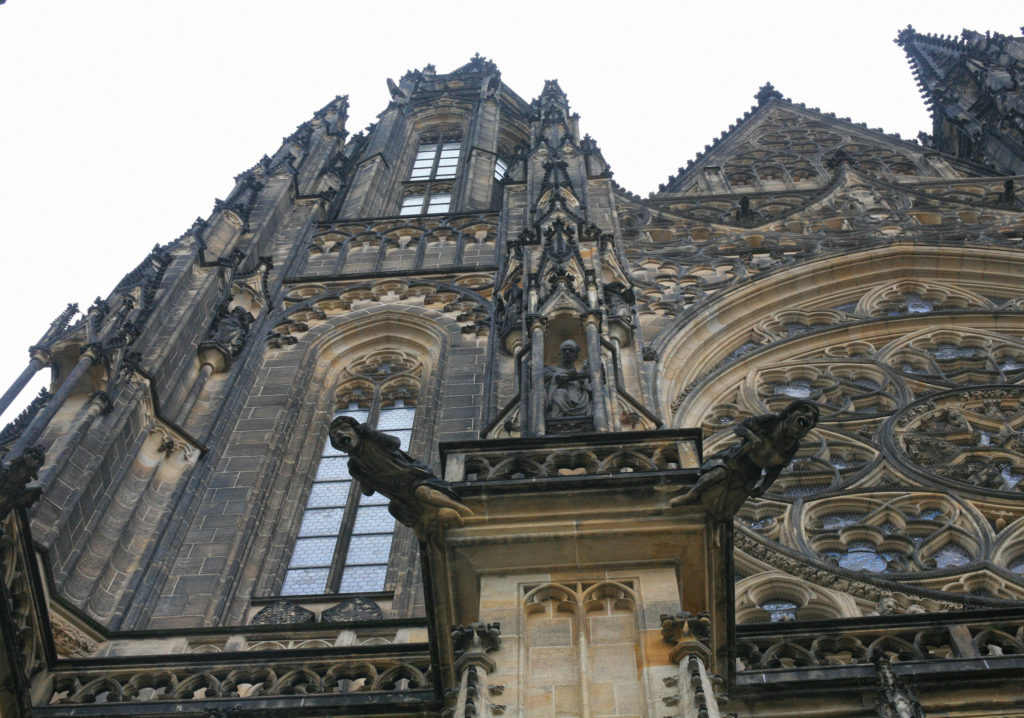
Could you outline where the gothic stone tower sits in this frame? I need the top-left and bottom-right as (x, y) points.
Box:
(2, 31), (1024, 718)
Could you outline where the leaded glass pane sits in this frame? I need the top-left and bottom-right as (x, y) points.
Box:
(298, 508), (345, 537)
(387, 429), (412, 450)
(288, 537), (338, 568)
(934, 543), (971, 568)
(837, 542), (888, 572)
(353, 505), (395, 533)
(315, 457), (352, 479)
(339, 565), (387, 593)
(400, 195), (424, 215)
(377, 408), (416, 430)
(761, 600), (798, 622)
(820, 512), (862, 529)
(345, 534), (393, 565)
(427, 194), (451, 213)
(307, 481), (350, 508)
(359, 489), (389, 506)
(281, 568), (330, 595)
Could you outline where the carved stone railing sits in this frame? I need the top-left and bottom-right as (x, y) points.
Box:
(440, 428), (702, 484)
(44, 652), (433, 707)
(736, 607), (1024, 671)
(0, 499), (438, 716)
(301, 211), (500, 277)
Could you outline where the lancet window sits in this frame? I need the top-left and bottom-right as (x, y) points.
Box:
(494, 157), (508, 181)
(281, 355), (422, 596)
(400, 188), (452, 215)
(400, 130), (461, 216)
(409, 132), (461, 181)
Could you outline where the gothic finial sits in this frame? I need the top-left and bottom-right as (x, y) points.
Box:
(755, 82), (783, 105)
(386, 77), (407, 101)
(895, 24), (917, 47)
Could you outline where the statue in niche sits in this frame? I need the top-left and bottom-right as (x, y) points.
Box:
(328, 416), (473, 544)
(495, 285), (523, 333)
(670, 400), (819, 520)
(544, 339), (593, 418)
(209, 302), (255, 356)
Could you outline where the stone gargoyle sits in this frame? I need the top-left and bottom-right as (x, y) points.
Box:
(328, 415), (473, 544)
(669, 400), (819, 520)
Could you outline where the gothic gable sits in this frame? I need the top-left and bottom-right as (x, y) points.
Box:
(659, 97), (983, 197)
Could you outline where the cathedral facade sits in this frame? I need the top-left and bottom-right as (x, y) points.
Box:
(1, 25), (1023, 718)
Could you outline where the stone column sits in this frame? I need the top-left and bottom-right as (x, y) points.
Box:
(0, 348), (50, 418)
(3, 345), (101, 462)
(661, 612), (732, 718)
(35, 391), (111, 492)
(176, 361), (216, 425)
(526, 314), (547, 436)
(581, 310), (608, 431)
(605, 336), (623, 432)
(449, 623), (503, 718)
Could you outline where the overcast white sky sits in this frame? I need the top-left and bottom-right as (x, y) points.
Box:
(0, 1), (1020, 425)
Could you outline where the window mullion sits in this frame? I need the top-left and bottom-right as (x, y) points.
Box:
(330, 384), (382, 592)
(326, 471), (362, 592)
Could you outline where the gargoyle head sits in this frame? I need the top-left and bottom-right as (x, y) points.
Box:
(328, 415), (363, 454)
(780, 399), (819, 439)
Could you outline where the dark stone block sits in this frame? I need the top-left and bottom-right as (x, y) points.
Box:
(250, 599), (316, 625)
(322, 597), (384, 623)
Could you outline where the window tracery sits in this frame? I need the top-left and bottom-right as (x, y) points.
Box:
(736, 572), (849, 624)
(856, 281), (992, 318)
(673, 289), (1024, 611)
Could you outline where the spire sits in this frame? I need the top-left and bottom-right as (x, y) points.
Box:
(538, 79), (569, 107)
(528, 79), (580, 154)
(894, 25), (965, 110)
(896, 25), (1024, 174)
(453, 52), (497, 75)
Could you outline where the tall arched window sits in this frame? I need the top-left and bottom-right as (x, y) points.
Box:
(281, 353), (422, 595)
(400, 130), (461, 216)
(409, 131), (461, 181)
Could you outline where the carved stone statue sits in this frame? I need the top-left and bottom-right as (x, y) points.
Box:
(328, 416), (473, 544)
(495, 285), (523, 333)
(875, 658), (925, 718)
(543, 339), (592, 418)
(0, 445), (45, 518)
(209, 303), (255, 356)
(669, 400), (819, 520)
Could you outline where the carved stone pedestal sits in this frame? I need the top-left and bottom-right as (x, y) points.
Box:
(425, 429), (736, 718)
